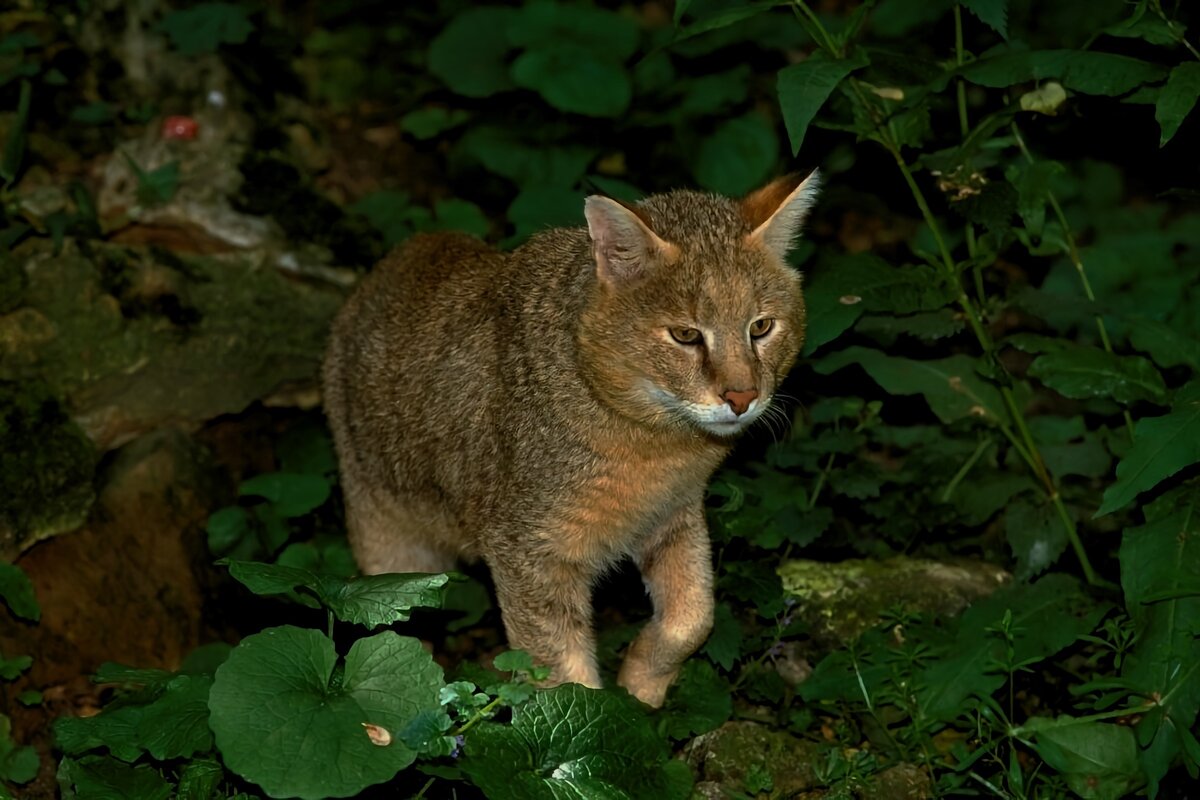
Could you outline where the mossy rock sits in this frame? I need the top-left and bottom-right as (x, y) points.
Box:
(0, 240), (345, 450)
(685, 721), (821, 798)
(0, 381), (97, 558)
(778, 556), (1009, 648)
(0, 256), (26, 314)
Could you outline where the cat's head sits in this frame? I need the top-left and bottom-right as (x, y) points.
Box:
(577, 172), (820, 439)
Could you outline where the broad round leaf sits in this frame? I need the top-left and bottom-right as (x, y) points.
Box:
(511, 48), (632, 118)
(508, 3), (639, 60)
(209, 627), (443, 799)
(239, 473), (331, 518)
(693, 114), (778, 197)
(428, 8), (518, 98)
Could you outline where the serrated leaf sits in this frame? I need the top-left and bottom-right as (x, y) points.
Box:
(224, 560), (450, 625)
(917, 574), (1107, 720)
(960, 0), (1008, 39)
(1007, 160), (1064, 238)
(1097, 381), (1200, 516)
(958, 49), (1166, 96)
(462, 684), (691, 800)
(1006, 500), (1068, 581)
(1156, 62), (1200, 146)
(661, 660), (732, 739)
(1028, 348), (1166, 405)
(702, 602), (742, 671)
(801, 254), (952, 355)
(693, 113), (778, 196)
(160, 3), (253, 55)
(428, 8), (517, 97)
(1126, 317), (1200, 372)
(815, 347), (1004, 424)
(56, 755), (171, 800)
(239, 472), (331, 518)
(778, 51), (868, 155)
(0, 563), (39, 621)
(512, 48), (631, 118)
(1030, 719), (1144, 800)
(175, 758), (224, 800)
(1119, 487), (1200, 794)
(209, 627), (443, 800)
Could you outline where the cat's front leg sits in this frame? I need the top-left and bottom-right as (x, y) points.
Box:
(488, 551), (602, 689)
(618, 503), (714, 707)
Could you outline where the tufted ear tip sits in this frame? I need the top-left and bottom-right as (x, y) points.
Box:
(741, 170), (821, 260)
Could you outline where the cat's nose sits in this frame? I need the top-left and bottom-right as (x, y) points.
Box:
(722, 388), (759, 416)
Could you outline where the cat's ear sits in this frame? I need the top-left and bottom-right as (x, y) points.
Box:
(584, 196), (675, 286)
(741, 170), (821, 260)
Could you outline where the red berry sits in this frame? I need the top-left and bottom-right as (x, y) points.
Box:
(161, 115), (199, 141)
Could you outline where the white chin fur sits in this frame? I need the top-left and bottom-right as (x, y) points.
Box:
(643, 383), (765, 435)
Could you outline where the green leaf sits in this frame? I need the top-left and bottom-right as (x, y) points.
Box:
(175, 758), (225, 800)
(678, 66), (750, 117)
(1155, 62), (1200, 147)
(122, 156), (179, 207)
(462, 684), (691, 800)
(239, 472), (331, 518)
(1127, 317), (1200, 372)
(224, 560), (449, 625)
(159, 3), (254, 56)
(511, 48), (632, 118)
(800, 254), (952, 355)
(673, 0), (693, 25)
(917, 574), (1107, 720)
(457, 125), (596, 187)
(1006, 160), (1064, 238)
(815, 347), (1004, 424)
(401, 108), (470, 140)
(55, 674), (214, 762)
(433, 199), (490, 238)
(0, 563), (39, 621)
(56, 755), (171, 800)
(778, 51), (868, 155)
(205, 506), (250, 557)
(509, 3), (640, 61)
(960, 0), (1008, 40)
(957, 49), (1167, 96)
(1006, 500), (1068, 581)
(507, 186), (586, 241)
(702, 602), (742, 671)
(0, 714), (36, 784)
(693, 114), (778, 196)
(0, 653), (31, 681)
(209, 627), (443, 800)
(1097, 381), (1200, 516)
(0, 79), (31, 186)
(493, 649), (535, 673)
(1029, 719), (1144, 800)
(1028, 348), (1166, 405)
(660, 660), (732, 740)
(1119, 487), (1200, 794)
(427, 7), (517, 98)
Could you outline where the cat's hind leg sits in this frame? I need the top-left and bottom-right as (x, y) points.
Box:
(342, 478), (460, 575)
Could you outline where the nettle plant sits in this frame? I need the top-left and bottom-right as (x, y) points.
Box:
(697, 0), (1198, 796)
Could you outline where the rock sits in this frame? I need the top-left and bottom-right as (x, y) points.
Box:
(778, 556), (1009, 648)
(0, 428), (225, 691)
(0, 382), (97, 559)
(863, 763), (932, 799)
(684, 721), (822, 798)
(0, 240), (344, 452)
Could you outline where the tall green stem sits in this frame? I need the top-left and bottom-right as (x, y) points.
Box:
(954, 5), (984, 300)
(1010, 122), (1136, 439)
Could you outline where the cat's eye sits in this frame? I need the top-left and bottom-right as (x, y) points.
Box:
(749, 318), (775, 339)
(670, 326), (703, 345)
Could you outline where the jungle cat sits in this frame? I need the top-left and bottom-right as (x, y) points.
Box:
(322, 172), (820, 707)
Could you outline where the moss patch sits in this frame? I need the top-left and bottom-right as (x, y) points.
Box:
(0, 380), (97, 558)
